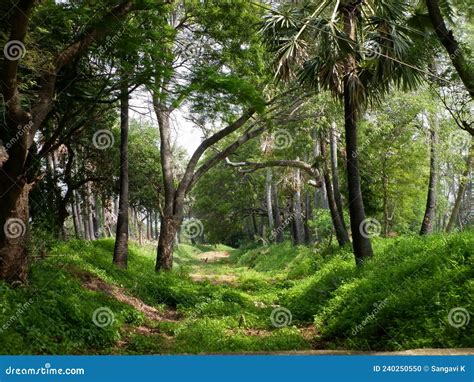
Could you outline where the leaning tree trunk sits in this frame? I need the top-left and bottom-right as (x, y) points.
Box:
(342, 5), (374, 264)
(420, 123), (438, 235)
(446, 140), (473, 232)
(321, 137), (350, 247)
(113, 79), (130, 268)
(425, 0), (474, 99)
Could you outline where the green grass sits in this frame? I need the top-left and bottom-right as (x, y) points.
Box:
(0, 231), (472, 354)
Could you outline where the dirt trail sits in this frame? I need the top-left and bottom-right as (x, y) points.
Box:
(197, 251), (230, 263)
(74, 268), (179, 322)
(190, 251), (237, 284)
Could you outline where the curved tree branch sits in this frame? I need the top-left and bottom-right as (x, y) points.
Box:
(425, 0), (474, 98)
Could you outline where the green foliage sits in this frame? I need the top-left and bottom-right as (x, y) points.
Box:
(1, 231), (472, 354)
(280, 233), (472, 350)
(173, 318), (308, 353)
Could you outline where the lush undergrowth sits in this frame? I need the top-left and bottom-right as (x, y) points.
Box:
(235, 233), (473, 350)
(0, 231), (472, 354)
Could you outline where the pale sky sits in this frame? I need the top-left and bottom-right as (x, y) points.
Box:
(129, 89), (202, 157)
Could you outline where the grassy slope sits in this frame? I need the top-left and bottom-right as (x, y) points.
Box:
(0, 231), (472, 354)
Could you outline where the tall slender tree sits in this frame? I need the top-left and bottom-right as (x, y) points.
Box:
(113, 78), (130, 268)
(420, 114), (439, 235)
(330, 122), (346, 229)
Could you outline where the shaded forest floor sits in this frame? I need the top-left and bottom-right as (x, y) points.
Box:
(0, 232), (473, 354)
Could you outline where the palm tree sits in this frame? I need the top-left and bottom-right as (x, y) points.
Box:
(261, 0), (424, 264)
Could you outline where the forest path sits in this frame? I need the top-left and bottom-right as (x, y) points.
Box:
(197, 251), (231, 263)
(189, 250), (238, 284)
(72, 262), (474, 355)
(74, 266), (179, 351)
(73, 265), (179, 322)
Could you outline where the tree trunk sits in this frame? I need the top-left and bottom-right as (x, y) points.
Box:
(271, 181), (284, 243)
(56, 199), (69, 239)
(0, 100), (31, 282)
(420, 122), (438, 235)
(153, 95), (179, 270)
(321, 137), (350, 247)
(259, 215), (265, 238)
(82, 192), (91, 241)
(313, 129), (328, 210)
(425, 0), (474, 99)
(266, 169), (274, 232)
(330, 122), (346, 226)
(0, 184), (30, 283)
(138, 220), (143, 247)
(156, 215), (179, 271)
(344, 95), (373, 261)
(92, 196), (100, 239)
(251, 212), (258, 237)
(72, 198), (80, 238)
(447, 142), (473, 232)
(73, 191), (84, 238)
(292, 167), (304, 245)
(342, 6), (374, 264)
(86, 183), (95, 240)
(381, 156), (390, 236)
(113, 79), (129, 268)
(148, 212), (152, 241)
(155, 211), (159, 240)
(304, 191), (313, 244)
